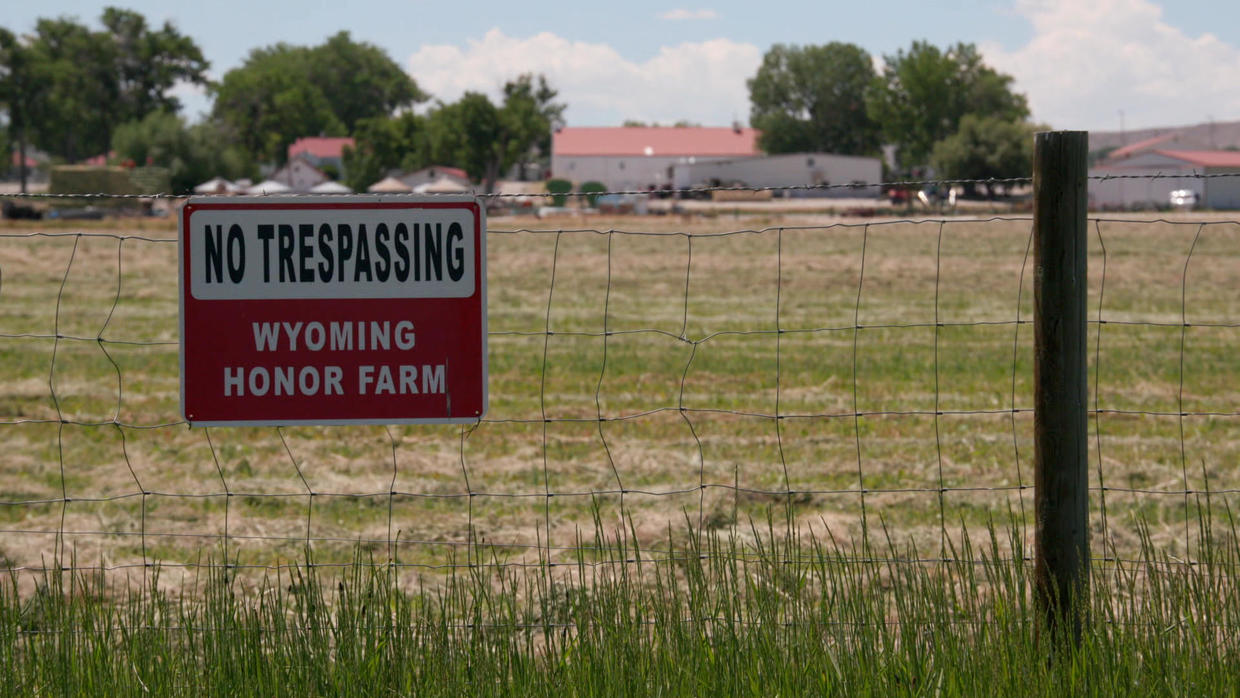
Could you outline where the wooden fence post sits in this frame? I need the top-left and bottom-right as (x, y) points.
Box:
(1033, 130), (1090, 641)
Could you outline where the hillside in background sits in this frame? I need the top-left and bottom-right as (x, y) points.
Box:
(1089, 119), (1240, 154)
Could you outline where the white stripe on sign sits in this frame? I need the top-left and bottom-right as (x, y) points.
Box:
(189, 208), (476, 300)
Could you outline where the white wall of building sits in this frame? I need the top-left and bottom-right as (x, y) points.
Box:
(1089, 151), (1240, 210)
(1087, 167), (1197, 209)
(674, 153), (882, 197)
(272, 158), (328, 192)
(551, 154), (737, 191)
(1203, 169), (1240, 208)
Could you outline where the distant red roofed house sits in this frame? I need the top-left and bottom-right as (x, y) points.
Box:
(552, 126), (761, 191)
(270, 155), (329, 192)
(1105, 133), (1180, 162)
(1089, 149), (1240, 209)
(1155, 150), (1240, 169)
(287, 137), (354, 172)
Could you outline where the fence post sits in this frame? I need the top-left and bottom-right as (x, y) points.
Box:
(1033, 130), (1090, 641)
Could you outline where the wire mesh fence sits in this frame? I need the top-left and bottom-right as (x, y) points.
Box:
(0, 183), (1238, 597)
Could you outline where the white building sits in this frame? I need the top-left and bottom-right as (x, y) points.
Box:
(398, 166), (472, 191)
(1089, 150), (1240, 210)
(551, 126), (761, 191)
(287, 137), (354, 173)
(673, 152), (882, 197)
(270, 156), (329, 192)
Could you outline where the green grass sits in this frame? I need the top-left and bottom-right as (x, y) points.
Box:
(1, 214), (1240, 692)
(2, 218), (1237, 563)
(3, 513), (1240, 696)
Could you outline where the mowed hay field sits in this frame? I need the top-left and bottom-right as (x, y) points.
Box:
(1, 212), (1239, 589)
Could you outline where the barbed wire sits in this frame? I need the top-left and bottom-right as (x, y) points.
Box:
(3, 170), (1240, 202)
(4, 177), (1024, 200)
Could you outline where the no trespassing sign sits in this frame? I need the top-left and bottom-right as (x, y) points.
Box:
(178, 195), (487, 426)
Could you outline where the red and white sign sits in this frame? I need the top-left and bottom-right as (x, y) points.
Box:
(179, 196), (486, 426)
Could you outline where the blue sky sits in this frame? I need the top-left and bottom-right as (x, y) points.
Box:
(9, 0), (1240, 131)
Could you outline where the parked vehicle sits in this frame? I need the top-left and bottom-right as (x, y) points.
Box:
(1170, 189), (1200, 210)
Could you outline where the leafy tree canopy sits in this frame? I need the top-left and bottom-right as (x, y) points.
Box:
(342, 112), (429, 193)
(500, 73), (565, 179)
(307, 31), (427, 133)
(12, 8), (208, 163)
(426, 92), (504, 191)
(867, 41), (1028, 172)
(343, 73), (562, 193)
(335, 73), (564, 194)
(748, 42), (880, 156)
(100, 8), (209, 124)
(111, 110), (252, 193)
(212, 31), (425, 164)
(0, 27), (45, 189)
(931, 114), (1039, 195)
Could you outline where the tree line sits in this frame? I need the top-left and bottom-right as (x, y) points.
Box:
(1, 7), (1034, 195)
(0, 8), (208, 191)
(0, 7), (563, 194)
(748, 40), (1039, 190)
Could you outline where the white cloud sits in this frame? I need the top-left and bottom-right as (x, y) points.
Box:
(407, 29), (760, 126)
(982, 0), (1240, 130)
(659, 9), (719, 20)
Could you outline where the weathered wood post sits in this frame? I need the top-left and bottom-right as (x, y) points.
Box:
(1033, 130), (1090, 641)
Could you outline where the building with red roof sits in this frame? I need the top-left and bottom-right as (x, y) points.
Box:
(1089, 149), (1240, 209)
(287, 137), (355, 170)
(1154, 150), (1240, 169)
(551, 126), (761, 191)
(1105, 133), (1180, 161)
(270, 155), (330, 192)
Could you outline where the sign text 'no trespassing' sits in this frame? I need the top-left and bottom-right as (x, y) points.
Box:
(179, 197), (487, 426)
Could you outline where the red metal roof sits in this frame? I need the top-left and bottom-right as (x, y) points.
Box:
(288, 137), (355, 161)
(1155, 149), (1240, 168)
(553, 127), (761, 157)
(1108, 133), (1178, 160)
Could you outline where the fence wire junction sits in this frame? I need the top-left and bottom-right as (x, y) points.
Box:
(0, 180), (1237, 598)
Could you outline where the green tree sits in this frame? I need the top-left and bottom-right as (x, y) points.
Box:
(501, 73), (564, 180)
(427, 92), (503, 191)
(307, 32), (426, 133)
(25, 17), (114, 163)
(211, 44), (344, 165)
(342, 111), (430, 192)
(212, 32), (424, 165)
(0, 27), (44, 191)
(931, 115), (1037, 196)
(189, 120), (255, 182)
(867, 41), (1028, 172)
(747, 43), (880, 156)
(20, 8), (207, 163)
(427, 75), (564, 193)
(111, 110), (250, 193)
(100, 8), (208, 124)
